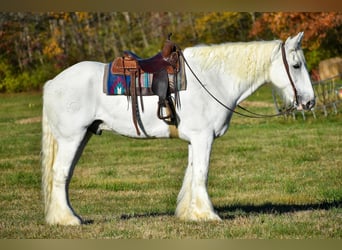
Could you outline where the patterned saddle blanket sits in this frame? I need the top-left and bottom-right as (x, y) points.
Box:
(103, 55), (187, 96)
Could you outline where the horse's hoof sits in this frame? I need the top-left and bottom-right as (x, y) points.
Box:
(176, 210), (222, 222)
(46, 213), (82, 226)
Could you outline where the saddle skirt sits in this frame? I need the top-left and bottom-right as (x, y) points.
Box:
(103, 55), (187, 96)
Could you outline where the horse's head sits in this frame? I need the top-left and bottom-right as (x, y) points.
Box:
(270, 32), (315, 111)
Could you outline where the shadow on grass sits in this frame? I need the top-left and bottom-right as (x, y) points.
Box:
(216, 200), (342, 220)
(117, 200), (341, 221)
(120, 211), (173, 220)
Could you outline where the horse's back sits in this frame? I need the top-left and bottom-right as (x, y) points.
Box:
(44, 61), (104, 89)
(44, 61), (105, 103)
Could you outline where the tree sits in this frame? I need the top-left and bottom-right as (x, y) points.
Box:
(0, 13), (47, 72)
(1, 12), (340, 92)
(250, 12), (342, 70)
(194, 12), (253, 43)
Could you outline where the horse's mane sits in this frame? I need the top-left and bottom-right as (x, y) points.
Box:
(186, 40), (282, 84)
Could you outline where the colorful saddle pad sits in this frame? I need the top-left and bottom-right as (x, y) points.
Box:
(103, 56), (187, 96)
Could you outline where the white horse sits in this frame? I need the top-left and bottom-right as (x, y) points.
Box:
(42, 32), (315, 225)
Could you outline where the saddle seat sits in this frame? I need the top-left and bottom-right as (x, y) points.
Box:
(123, 51), (172, 74)
(123, 39), (179, 74)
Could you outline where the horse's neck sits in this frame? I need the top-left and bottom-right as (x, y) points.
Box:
(188, 41), (279, 104)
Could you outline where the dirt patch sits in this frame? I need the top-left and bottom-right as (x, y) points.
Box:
(240, 101), (274, 108)
(15, 116), (42, 124)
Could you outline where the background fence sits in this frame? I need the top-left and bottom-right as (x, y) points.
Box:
(273, 74), (342, 120)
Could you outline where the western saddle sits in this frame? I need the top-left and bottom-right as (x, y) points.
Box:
(111, 33), (182, 136)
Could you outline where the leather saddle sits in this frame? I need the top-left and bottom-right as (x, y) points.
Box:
(111, 33), (181, 136)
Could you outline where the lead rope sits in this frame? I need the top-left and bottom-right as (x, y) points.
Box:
(177, 43), (296, 119)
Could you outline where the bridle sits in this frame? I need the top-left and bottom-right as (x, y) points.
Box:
(280, 42), (300, 107)
(178, 42), (300, 119)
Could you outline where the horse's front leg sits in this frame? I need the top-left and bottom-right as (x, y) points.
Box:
(175, 133), (221, 221)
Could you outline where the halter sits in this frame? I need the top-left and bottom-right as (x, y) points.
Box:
(178, 42), (299, 119)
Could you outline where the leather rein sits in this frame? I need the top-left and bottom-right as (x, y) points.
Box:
(178, 42), (299, 119)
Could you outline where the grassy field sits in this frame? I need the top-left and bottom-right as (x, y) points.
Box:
(0, 86), (341, 239)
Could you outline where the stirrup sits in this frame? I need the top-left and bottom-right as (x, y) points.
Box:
(157, 100), (177, 125)
(157, 101), (171, 120)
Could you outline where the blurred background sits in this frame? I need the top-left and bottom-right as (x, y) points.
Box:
(0, 12), (341, 93)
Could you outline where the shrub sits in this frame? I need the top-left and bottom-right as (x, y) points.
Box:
(0, 60), (58, 93)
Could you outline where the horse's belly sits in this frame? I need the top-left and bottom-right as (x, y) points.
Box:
(97, 96), (171, 138)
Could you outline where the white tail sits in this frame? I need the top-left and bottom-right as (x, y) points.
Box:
(41, 106), (58, 217)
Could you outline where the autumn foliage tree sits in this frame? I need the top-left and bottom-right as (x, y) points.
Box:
(250, 12), (342, 70)
(0, 12), (341, 92)
(194, 12), (253, 43)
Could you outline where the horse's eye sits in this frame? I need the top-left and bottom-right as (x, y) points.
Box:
(293, 63), (301, 69)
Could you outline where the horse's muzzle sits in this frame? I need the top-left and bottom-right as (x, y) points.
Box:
(297, 99), (316, 111)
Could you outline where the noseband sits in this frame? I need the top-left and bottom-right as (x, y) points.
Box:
(281, 42), (300, 107)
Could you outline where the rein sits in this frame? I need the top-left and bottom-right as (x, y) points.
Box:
(178, 42), (298, 119)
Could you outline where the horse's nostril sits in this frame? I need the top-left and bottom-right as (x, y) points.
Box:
(306, 100), (315, 110)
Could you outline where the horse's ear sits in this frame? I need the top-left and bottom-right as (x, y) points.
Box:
(285, 32), (304, 49)
(295, 31), (304, 46)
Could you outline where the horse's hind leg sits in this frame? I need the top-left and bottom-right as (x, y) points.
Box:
(45, 130), (92, 225)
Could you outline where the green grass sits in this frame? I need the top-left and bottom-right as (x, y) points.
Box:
(0, 87), (341, 239)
